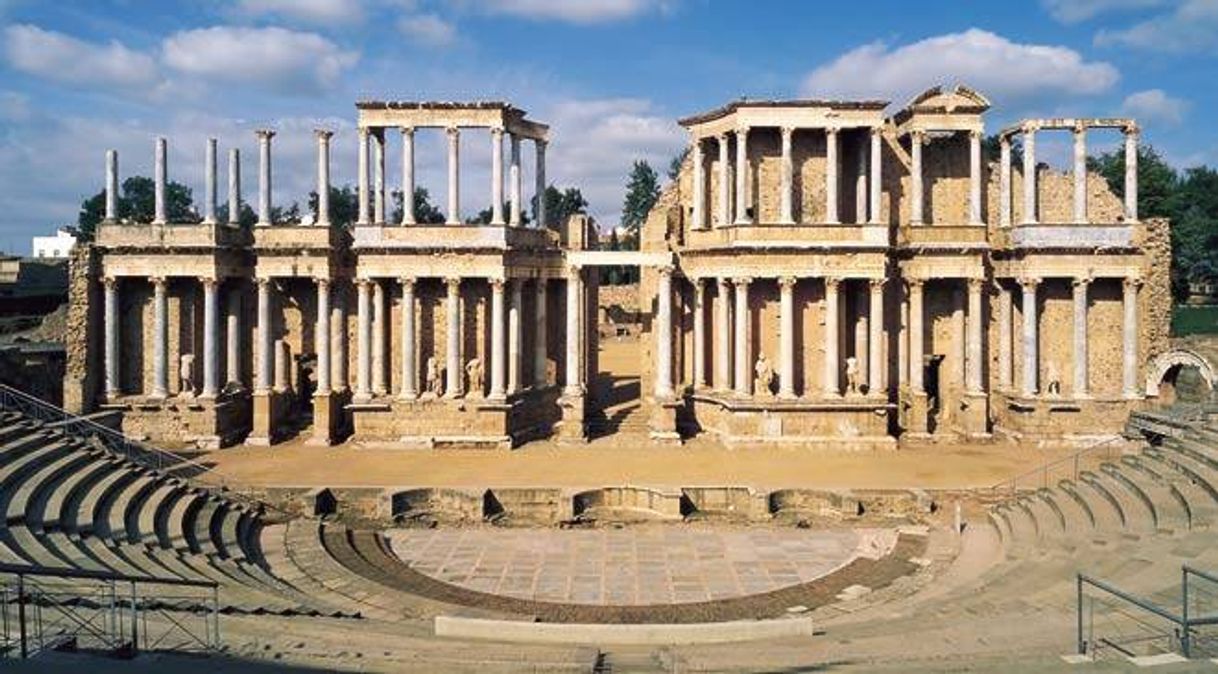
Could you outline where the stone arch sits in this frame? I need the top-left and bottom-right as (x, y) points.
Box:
(1144, 349), (1217, 398)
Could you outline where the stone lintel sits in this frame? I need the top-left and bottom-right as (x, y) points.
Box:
(677, 252), (887, 281)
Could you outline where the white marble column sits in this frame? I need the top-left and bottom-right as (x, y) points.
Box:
(203, 138), (217, 225)
(780, 127), (795, 224)
(908, 280), (924, 393)
(315, 129), (332, 227)
(779, 276), (796, 398)
(489, 279), (506, 399)
(105, 150), (118, 221)
(508, 279), (522, 394)
(355, 279), (371, 401)
(153, 137), (167, 225)
(823, 277), (840, 396)
(868, 279), (884, 394)
(151, 277), (168, 398)
(999, 137), (1011, 228)
(1073, 277), (1089, 397)
(717, 134), (730, 228)
(255, 278), (272, 395)
(535, 139), (547, 228)
(357, 128), (370, 225)
(491, 128), (505, 225)
(1125, 125), (1139, 221)
(226, 286), (240, 387)
(998, 282), (1012, 391)
(534, 279), (548, 386)
(398, 278), (416, 399)
(1123, 277), (1140, 397)
(446, 126), (461, 225)
(909, 130), (924, 226)
(692, 278), (706, 388)
(509, 134), (522, 226)
(1073, 124), (1088, 224)
(1020, 277), (1039, 397)
(855, 133), (869, 224)
(899, 287), (909, 387)
(716, 278), (731, 391)
(733, 277), (750, 395)
(401, 127), (416, 225)
(869, 128), (883, 224)
(825, 128), (840, 224)
(331, 287), (347, 393)
(734, 127), (750, 224)
(692, 139), (707, 230)
(103, 277), (119, 398)
(372, 280), (386, 396)
(1022, 125), (1037, 225)
(228, 148), (241, 227)
(969, 130), (983, 225)
(656, 267), (674, 398)
(564, 268), (582, 397)
(372, 129), (385, 224)
(446, 278), (462, 397)
(201, 278), (219, 398)
(256, 129), (274, 226)
(966, 278), (983, 394)
(316, 279), (331, 395)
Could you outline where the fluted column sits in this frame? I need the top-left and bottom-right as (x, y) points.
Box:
(398, 278), (416, 399)
(1022, 125), (1037, 224)
(535, 139), (548, 228)
(780, 127), (795, 224)
(227, 148), (241, 226)
(715, 278), (731, 391)
(256, 129), (274, 226)
(966, 278), (983, 394)
(733, 277), (750, 395)
(717, 134), (730, 228)
(372, 129), (385, 224)
(226, 287), (240, 387)
(779, 276), (796, 398)
(372, 279), (386, 396)
(692, 278), (706, 388)
(153, 137), (167, 225)
(969, 130), (982, 225)
(998, 282), (1012, 390)
(203, 138), (217, 225)
(315, 129), (332, 227)
(1020, 277), (1040, 397)
(823, 277), (840, 396)
(103, 277), (119, 398)
(908, 280), (924, 393)
(446, 278), (462, 397)
(1125, 125), (1139, 221)
(355, 279), (371, 401)
(825, 127), (840, 224)
(490, 279), (506, 400)
(869, 128), (883, 224)
(692, 139), (706, 230)
(151, 277), (168, 398)
(1073, 124), (1087, 223)
(446, 126), (461, 225)
(734, 127), (750, 224)
(201, 278), (219, 398)
(1123, 277), (1140, 397)
(655, 267), (674, 399)
(357, 128), (370, 225)
(534, 280), (548, 386)
(999, 137), (1011, 227)
(105, 150), (118, 222)
(401, 127), (416, 225)
(491, 127), (505, 225)
(868, 279), (884, 394)
(508, 279), (522, 394)
(315, 279), (331, 395)
(564, 267), (582, 397)
(909, 130), (924, 225)
(1073, 277), (1089, 397)
(256, 278), (272, 395)
(509, 134), (522, 226)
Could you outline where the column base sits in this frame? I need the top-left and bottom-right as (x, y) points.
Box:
(306, 392), (340, 446)
(557, 393), (587, 444)
(247, 391), (275, 446)
(900, 388), (930, 435)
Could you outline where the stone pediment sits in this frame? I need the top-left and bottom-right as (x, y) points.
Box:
(904, 85), (991, 114)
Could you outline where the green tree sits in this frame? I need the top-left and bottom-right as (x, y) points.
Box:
(307, 185), (359, 227)
(981, 134), (1022, 167)
(621, 160), (660, 236)
(390, 187), (446, 224)
(1087, 144), (1177, 220)
(667, 147), (689, 181)
(532, 185), (588, 229)
(77, 176), (197, 241)
(215, 202), (257, 228)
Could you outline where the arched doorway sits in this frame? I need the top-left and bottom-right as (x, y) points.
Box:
(1145, 349), (1216, 405)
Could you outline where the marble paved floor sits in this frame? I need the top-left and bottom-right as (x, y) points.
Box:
(387, 526), (897, 605)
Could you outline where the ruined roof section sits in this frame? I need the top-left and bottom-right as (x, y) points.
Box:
(355, 100), (548, 140)
(678, 99), (889, 127)
(892, 85), (990, 128)
(356, 100), (521, 112)
(998, 117), (1138, 139)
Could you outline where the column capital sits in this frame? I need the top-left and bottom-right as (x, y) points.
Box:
(778, 276), (797, 290)
(490, 126), (505, 139)
(716, 277), (730, 290)
(731, 276), (752, 287)
(314, 128), (334, 141)
(657, 264), (674, 277)
(967, 277), (984, 293)
(1123, 275), (1144, 290)
(445, 276), (462, 290)
(103, 276), (119, 289)
(1072, 121), (1087, 136)
(1000, 135), (1011, 149)
(534, 137), (548, 150)
(358, 126), (370, 139)
(151, 275), (168, 288)
(1123, 122), (1141, 137)
(734, 125), (750, 137)
(1017, 276), (1041, 290)
(824, 275), (842, 290)
(400, 125), (415, 137)
(1072, 275), (1093, 288)
(490, 277), (506, 291)
(870, 126), (884, 139)
(825, 125), (840, 137)
(869, 277), (887, 291)
(780, 125), (796, 138)
(255, 128), (276, 140)
(968, 128), (983, 140)
(200, 276), (219, 289)
(398, 276), (415, 290)
(445, 125), (460, 138)
(905, 278), (925, 290)
(257, 276), (273, 288)
(315, 277), (330, 290)
(716, 132), (730, 144)
(909, 129), (926, 143)
(1021, 121), (1040, 134)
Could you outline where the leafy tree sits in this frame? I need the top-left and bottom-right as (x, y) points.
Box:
(307, 185), (359, 227)
(215, 202), (257, 228)
(981, 134), (1023, 167)
(1087, 144), (1177, 220)
(621, 160), (660, 236)
(77, 176), (197, 241)
(667, 147), (690, 181)
(532, 185), (587, 229)
(390, 187), (446, 224)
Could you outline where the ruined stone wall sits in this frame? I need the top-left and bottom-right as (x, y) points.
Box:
(1142, 217), (1172, 364)
(63, 244), (99, 413)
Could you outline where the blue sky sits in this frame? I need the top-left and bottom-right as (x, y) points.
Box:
(1, 0), (1215, 253)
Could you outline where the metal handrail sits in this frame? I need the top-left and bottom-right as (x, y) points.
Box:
(989, 436), (1124, 497)
(0, 563), (216, 590)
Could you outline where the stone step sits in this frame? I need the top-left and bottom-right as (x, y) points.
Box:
(1103, 462), (1189, 533)
(1131, 453), (1215, 527)
(1081, 470), (1156, 534)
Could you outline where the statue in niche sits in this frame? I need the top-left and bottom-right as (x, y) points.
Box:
(845, 356), (861, 396)
(1045, 360), (1062, 397)
(754, 353), (775, 398)
(465, 358), (484, 398)
(424, 357), (443, 399)
(178, 354), (195, 398)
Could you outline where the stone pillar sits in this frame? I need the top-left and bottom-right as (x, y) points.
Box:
(899, 287), (909, 386)
(534, 279), (548, 386)
(779, 277), (796, 398)
(372, 129), (385, 224)
(228, 148), (241, 226)
(151, 277), (168, 398)
(509, 134), (522, 226)
(274, 340), (289, 393)
(1020, 278), (1039, 397)
(491, 127), (505, 225)
(401, 127), (416, 225)
(655, 267), (674, 399)
(716, 278), (731, 391)
(153, 137), (167, 225)
(399, 278), (416, 399)
(717, 134), (730, 228)
(564, 267), (582, 397)
(256, 279), (272, 395)
(692, 278), (706, 388)
(315, 278), (331, 395)
(869, 128), (883, 224)
(969, 130), (982, 225)
(1073, 277), (1089, 397)
(692, 139), (707, 230)
(908, 280), (924, 393)
(780, 127), (795, 224)
(1123, 277), (1140, 397)
(823, 277), (840, 396)
(825, 127), (840, 224)
(1022, 125), (1037, 225)
(909, 131), (924, 226)
(372, 279), (386, 396)
(446, 126), (460, 225)
(999, 137), (1011, 228)
(357, 128), (370, 225)
(201, 278), (219, 398)
(446, 278), (462, 397)
(490, 278), (506, 400)
(868, 279), (884, 394)
(203, 138), (217, 225)
(256, 129), (274, 226)
(103, 277), (119, 398)
(331, 287), (346, 393)
(535, 139), (548, 228)
(315, 129), (332, 227)
(998, 282), (1012, 391)
(508, 279), (522, 394)
(733, 277), (750, 395)
(1125, 125), (1139, 221)
(226, 287), (240, 387)
(856, 133), (868, 224)
(966, 278), (983, 394)
(1073, 124), (1088, 223)
(734, 127), (750, 224)
(355, 279), (371, 401)
(105, 150), (118, 221)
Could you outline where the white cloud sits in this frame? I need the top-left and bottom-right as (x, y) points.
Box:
(0, 91), (30, 122)
(1041, 0), (1171, 23)
(161, 26), (359, 95)
(234, 0), (362, 24)
(398, 14), (456, 46)
(457, 0), (667, 24)
(801, 29), (1119, 108)
(1120, 89), (1188, 126)
(2, 23), (159, 89)
(1095, 0), (1218, 53)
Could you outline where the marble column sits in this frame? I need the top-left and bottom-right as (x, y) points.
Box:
(869, 128), (883, 224)
(151, 277), (168, 398)
(966, 278), (983, 394)
(490, 279), (506, 399)
(998, 282), (1013, 391)
(355, 279), (371, 401)
(692, 139), (706, 230)
(999, 137), (1011, 228)
(715, 278), (731, 391)
(1022, 125), (1037, 224)
(1125, 125), (1139, 221)
(398, 278), (416, 399)
(1073, 124), (1088, 223)
(105, 150), (118, 221)
(868, 279), (884, 395)
(401, 127), (416, 225)
(535, 140), (548, 228)
(969, 130), (983, 225)
(779, 277), (796, 398)
(256, 278), (272, 395)
(734, 127), (750, 224)
(372, 279), (386, 396)
(331, 287), (347, 393)
(656, 267), (674, 399)
(692, 278), (706, 388)
(509, 134), (522, 226)
(226, 287), (240, 387)
(508, 279), (522, 394)
(564, 268), (582, 397)
(103, 277), (119, 398)
(825, 128), (840, 224)
(1073, 277), (1089, 397)
(153, 137), (167, 225)
(256, 129), (274, 226)
(316, 279), (331, 395)
(446, 278), (462, 397)
(898, 288), (909, 387)
(908, 280), (924, 393)
(491, 128), (505, 226)
(780, 127), (795, 224)
(534, 279), (548, 386)
(717, 134), (730, 228)
(1020, 277), (1039, 397)
(201, 278), (219, 398)
(315, 129), (332, 227)
(1123, 277), (1140, 397)
(446, 126), (461, 225)
(203, 138), (217, 225)
(357, 128), (370, 225)
(823, 277), (840, 396)
(909, 131), (924, 226)
(372, 129), (385, 224)
(227, 148), (242, 226)
(733, 277), (750, 396)
(856, 133), (869, 224)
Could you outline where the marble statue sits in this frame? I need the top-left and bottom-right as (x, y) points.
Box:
(178, 354), (195, 397)
(754, 353), (775, 398)
(424, 356), (442, 398)
(845, 356), (860, 396)
(465, 358), (484, 398)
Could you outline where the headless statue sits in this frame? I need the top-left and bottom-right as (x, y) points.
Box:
(424, 356), (442, 398)
(754, 353), (775, 398)
(178, 354), (195, 397)
(465, 358), (484, 398)
(845, 356), (860, 396)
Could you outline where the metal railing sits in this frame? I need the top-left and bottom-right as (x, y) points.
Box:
(0, 563), (219, 659)
(1077, 567), (1218, 660)
(989, 436), (1125, 499)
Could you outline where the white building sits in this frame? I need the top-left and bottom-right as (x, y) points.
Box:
(32, 228), (77, 259)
